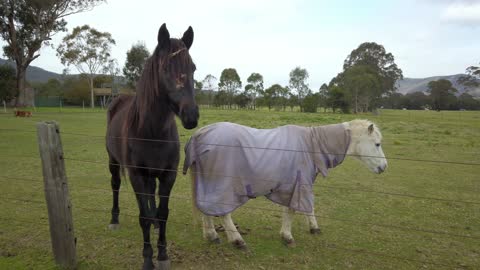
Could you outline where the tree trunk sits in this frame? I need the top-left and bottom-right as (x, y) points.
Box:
(354, 90), (358, 114)
(15, 66), (27, 106)
(89, 76), (95, 108)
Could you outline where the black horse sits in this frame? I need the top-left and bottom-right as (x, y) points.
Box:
(106, 23), (198, 270)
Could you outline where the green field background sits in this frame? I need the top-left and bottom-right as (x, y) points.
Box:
(1, 108), (479, 269)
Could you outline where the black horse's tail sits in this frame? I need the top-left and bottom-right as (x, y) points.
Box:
(107, 95), (132, 178)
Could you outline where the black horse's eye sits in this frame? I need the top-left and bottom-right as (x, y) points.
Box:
(375, 143), (381, 147)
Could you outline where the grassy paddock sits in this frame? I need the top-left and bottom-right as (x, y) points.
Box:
(0, 108), (479, 269)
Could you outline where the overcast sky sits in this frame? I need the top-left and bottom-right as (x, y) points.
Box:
(2, 0), (479, 90)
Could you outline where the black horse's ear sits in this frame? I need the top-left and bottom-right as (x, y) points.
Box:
(368, 124), (374, 134)
(181, 26), (194, 50)
(158, 23), (170, 51)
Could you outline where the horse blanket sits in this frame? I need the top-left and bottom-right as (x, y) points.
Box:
(183, 122), (351, 216)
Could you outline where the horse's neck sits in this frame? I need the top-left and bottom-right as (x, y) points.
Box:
(309, 123), (351, 168)
(130, 98), (176, 139)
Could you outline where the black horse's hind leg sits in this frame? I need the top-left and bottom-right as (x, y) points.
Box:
(109, 157), (121, 230)
(156, 170), (176, 269)
(152, 180), (160, 233)
(131, 171), (157, 270)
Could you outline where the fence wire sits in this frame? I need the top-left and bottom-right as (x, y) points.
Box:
(1, 122), (478, 269)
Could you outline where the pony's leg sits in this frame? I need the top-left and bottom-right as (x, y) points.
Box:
(108, 158), (121, 230)
(222, 213), (247, 249)
(202, 214), (220, 243)
(156, 170), (176, 269)
(305, 207), (321, 234)
(280, 207), (296, 247)
(131, 171), (156, 270)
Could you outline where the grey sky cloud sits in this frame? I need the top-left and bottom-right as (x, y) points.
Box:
(441, 1), (480, 25)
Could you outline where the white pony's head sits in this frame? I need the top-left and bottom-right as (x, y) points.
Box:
(345, 120), (387, 174)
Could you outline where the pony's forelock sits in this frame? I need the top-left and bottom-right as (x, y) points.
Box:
(346, 119), (382, 140)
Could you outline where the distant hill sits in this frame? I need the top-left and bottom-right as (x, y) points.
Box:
(0, 58), (62, 83)
(396, 74), (480, 97)
(0, 58), (126, 85)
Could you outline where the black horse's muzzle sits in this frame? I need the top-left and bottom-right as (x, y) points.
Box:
(180, 105), (199, 130)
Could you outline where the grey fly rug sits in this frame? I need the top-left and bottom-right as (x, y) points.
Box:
(183, 122), (351, 216)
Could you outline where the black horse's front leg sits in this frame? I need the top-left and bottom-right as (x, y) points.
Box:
(131, 172), (157, 270)
(156, 170), (176, 270)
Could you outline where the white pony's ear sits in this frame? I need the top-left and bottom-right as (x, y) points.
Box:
(368, 124), (374, 134)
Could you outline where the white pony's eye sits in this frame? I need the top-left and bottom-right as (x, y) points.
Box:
(375, 143), (381, 147)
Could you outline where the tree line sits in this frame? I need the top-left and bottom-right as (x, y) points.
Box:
(1, 0), (478, 111)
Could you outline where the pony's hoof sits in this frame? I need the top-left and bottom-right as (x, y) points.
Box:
(310, 228), (321, 234)
(210, 237), (221, 244)
(282, 238), (296, 248)
(108, 223), (120, 230)
(233, 239), (247, 250)
(156, 259), (171, 270)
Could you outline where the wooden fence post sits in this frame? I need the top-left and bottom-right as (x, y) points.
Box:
(36, 121), (77, 269)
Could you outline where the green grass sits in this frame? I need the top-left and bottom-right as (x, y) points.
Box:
(0, 108), (479, 269)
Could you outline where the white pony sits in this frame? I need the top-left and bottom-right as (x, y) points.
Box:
(183, 119), (387, 248)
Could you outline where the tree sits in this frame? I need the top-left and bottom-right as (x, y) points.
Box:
(213, 90), (228, 108)
(57, 25), (115, 108)
(343, 42), (403, 95)
(0, 64), (16, 103)
(277, 85), (290, 111)
(234, 92), (250, 108)
(342, 65), (381, 113)
(201, 74), (217, 107)
(123, 42), (149, 89)
(194, 80), (203, 90)
(202, 74), (217, 91)
(62, 75), (90, 106)
(327, 85), (350, 113)
(319, 83), (328, 112)
(427, 79), (458, 111)
(218, 68), (241, 108)
(0, 0), (104, 105)
(458, 93), (480, 110)
(303, 92), (320, 113)
(289, 67), (310, 111)
(244, 72), (263, 110)
(405, 92), (429, 110)
(34, 78), (62, 97)
(263, 84), (282, 111)
(457, 62), (479, 91)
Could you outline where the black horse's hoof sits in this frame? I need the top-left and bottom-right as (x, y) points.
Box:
(156, 259), (171, 270)
(310, 228), (321, 234)
(142, 259), (155, 270)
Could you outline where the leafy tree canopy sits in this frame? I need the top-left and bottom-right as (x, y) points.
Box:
(122, 41), (149, 89)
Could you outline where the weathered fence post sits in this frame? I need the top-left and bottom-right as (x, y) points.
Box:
(36, 121), (77, 269)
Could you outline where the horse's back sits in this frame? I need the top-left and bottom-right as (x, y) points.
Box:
(106, 95), (134, 161)
(192, 122), (306, 146)
(107, 95), (134, 125)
